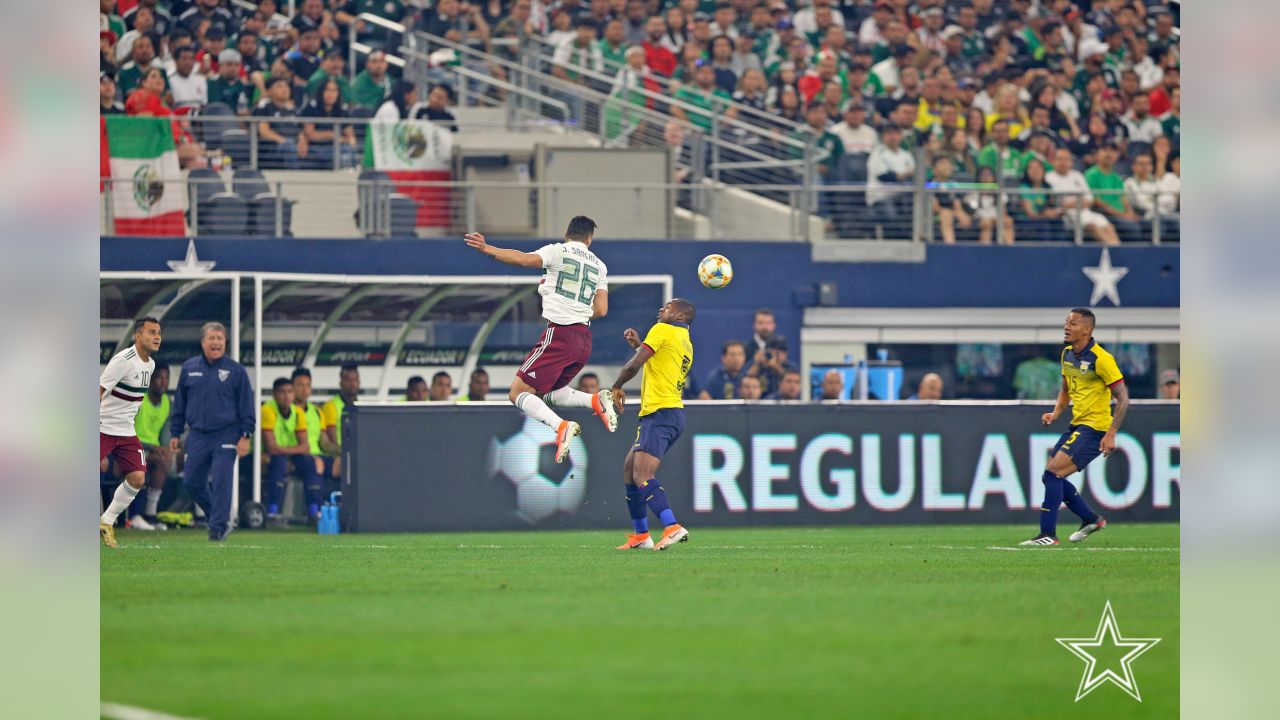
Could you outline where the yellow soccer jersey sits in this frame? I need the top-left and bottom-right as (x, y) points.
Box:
(1061, 340), (1124, 432)
(639, 321), (693, 417)
(261, 400), (308, 448)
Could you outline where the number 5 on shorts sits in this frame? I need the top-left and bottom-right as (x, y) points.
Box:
(1062, 431), (1080, 450)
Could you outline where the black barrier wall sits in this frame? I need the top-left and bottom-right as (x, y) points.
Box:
(342, 402), (1179, 532)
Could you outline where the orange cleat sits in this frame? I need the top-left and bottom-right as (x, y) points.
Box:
(591, 389), (619, 432)
(554, 420), (581, 463)
(654, 524), (689, 551)
(616, 532), (654, 549)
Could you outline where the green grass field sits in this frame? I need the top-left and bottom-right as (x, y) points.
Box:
(101, 524), (1178, 719)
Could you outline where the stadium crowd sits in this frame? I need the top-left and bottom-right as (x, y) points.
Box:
(100, 0), (1179, 240)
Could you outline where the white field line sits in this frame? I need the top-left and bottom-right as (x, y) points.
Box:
(101, 701), (203, 720)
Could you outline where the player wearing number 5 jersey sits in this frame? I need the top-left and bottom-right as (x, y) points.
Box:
(464, 216), (619, 463)
(1021, 308), (1130, 546)
(99, 317), (162, 548)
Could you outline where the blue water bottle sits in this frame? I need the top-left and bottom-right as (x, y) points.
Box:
(320, 491), (342, 534)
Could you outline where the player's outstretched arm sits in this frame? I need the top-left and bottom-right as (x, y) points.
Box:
(463, 232), (543, 269)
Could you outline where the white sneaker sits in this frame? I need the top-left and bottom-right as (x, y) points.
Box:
(592, 389), (619, 432)
(129, 515), (158, 531)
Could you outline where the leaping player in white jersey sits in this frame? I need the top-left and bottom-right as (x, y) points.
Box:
(464, 215), (619, 462)
(99, 317), (163, 548)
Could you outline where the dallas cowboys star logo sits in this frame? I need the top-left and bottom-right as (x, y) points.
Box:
(1057, 601), (1161, 702)
(167, 239), (216, 273)
(1082, 248), (1128, 307)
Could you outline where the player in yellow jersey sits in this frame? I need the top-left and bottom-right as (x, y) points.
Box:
(608, 299), (696, 551)
(1021, 308), (1131, 546)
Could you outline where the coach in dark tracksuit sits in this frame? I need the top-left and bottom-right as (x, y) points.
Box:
(169, 322), (255, 541)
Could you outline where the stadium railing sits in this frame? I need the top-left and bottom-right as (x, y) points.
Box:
(99, 168), (1178, 244)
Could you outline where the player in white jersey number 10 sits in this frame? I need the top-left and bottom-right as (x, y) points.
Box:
(98, 317), (163, 548)
(464, 216), (620, 463)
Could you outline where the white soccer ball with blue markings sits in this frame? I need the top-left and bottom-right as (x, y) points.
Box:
(487, 417), (587, 524)
(697, 253), (734, 289)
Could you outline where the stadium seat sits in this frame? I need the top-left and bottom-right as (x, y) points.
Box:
(199, 192), (249, 236)
(222, 128), (252, 169)
(199, 102), (236, 146)
(356, 169), (394, 236)
(186, 168), (225, 228)
(248, 192), (294, 237)
(233, 168), (272, 200)
(388, 193), (419, 237)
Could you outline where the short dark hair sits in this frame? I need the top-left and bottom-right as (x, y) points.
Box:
(133, 316), (161, 333)
(154, 364), (170, 375)
(722, 340), (746, 356)
(174, 46), (196, 59)
(1069, 307), (1096, 327)
(339, 363), (359, 375)
(755, 308), (774, 318)
(290, 367), (311, 381)
(432, 371), (451, 383)
(272, 377), (292, 391)
(407, 375), (427, 388)
(237, 29), (259, 41)
(670, 298), (696, 324)
(782, 369), (802, 380)
(578, 372), (599, 383)
(471, 367), (489, 379)
(268, 75), (291, 89)
(565, 215), (597, 242)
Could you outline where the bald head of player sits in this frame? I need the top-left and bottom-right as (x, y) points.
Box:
(657, 298), (696, 325)
(1064, 307), (1096, 350)
(565, 215), (598, 246)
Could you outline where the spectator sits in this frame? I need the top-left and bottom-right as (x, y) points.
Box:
(599, 20), (629, 74)
(1121, 93), (1162, 144)
(178, 0), (235, 36)
(405, 376), (429, 401)
(320, 364), (359, 480)
(196, 27), (230, 76)
(622, 0), (649, 44)
(708, 35), (739, 94)
(605, 45), (658, 140)
(235, 30), (271, 80)
(1148, 66), (1179, 117)
(168, 322), (254, 542)
(964, 104), (987, 150)
(207, 49), (252, 114)
(749, 308), (777, 356)
(858, 1), (893, 47)
(375, 80), (417, 120)
(122, 0), (171, 36)
(975, 117), (1026, 185)
(459, 368), (491, 402)
(702, 340), (749, 399)
(351, 50), (394, 109)
(261, 377), (323, 523)
(545, 8), (577, 48)
(115, 4), (157, 65)
(731, 33), (763, 78)
(100, 73), (125, 115)
(1071, 112), (1118, 168)
(739, 375), (763, 400)
(1017, 156), (1064, 241)
(1124, 152), (1179, 241)
(963, 165), (1016, 244)
(552, 17), (604, 86)
(493, 1), (535, 64)
(285, 28), (323, 91)
(289, 0), (327, 39)
(1084, 143), (1143, 241)
(819, 369), (844, 400)
(288, 367), (327, 489)
(642, 16), (678, 77)
(254, 76), (306, 170)
(908, 372), (943, 400)
(167, 46), (208, 111)
(746, 337), (796, 399)
(1159, 86), (1180, 148)
(709, 2), (740, 40)
(1129, 35), (1162, 92)
(798, 53), (841, 106)
(133, 365), (171, 529)
(984, 82), (1027, 137)
(117, 34), (163, 94)
(412, 84), (460, 131)
(429, 371), (453, 401)
(1159, 369), (1180, 400)
(100, 28), (117, 76)
(1044, 146), (1120, 245)
(776, 369), (803, 401)
(672, 61), (736, 132)
(124, 67), (204, 167)
(306, 49), (353, 104)
(916, 7), (946, 54)
(575, 372), (600, 395)
(660, 6), (687, 53)
(831, 100), (877, 156)
(302, 78), (359, 169)
(941, 25), (974, 75)
(732, 68), (768, 114)
(866, 124), (915, 231)
(929, 155), (971, 244)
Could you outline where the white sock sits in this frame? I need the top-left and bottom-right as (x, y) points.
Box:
(146, 488), (161, 516)
(100, 482), (141, 524)
(514, 392), (564, 429)
(544, 386), (596, 409)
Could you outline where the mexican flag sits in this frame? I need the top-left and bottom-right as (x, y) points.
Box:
(101, 116), (185, 236)
(363, 119), (453, 228)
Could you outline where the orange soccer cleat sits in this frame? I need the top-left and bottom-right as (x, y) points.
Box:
(654, 524), (689, 551)
(554, 420), (581, 463)
(616, 532), (654, 550)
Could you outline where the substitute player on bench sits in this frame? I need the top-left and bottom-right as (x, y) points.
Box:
(1021, 308), (1129, 546)
(463, 216), (618, 462)
(610, 299), (696, 551)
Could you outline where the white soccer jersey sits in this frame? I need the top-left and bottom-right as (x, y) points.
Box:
(99, 345), (156, 437)
(534, 241), (609, 325)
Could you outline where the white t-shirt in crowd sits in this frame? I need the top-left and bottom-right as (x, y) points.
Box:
(1046, 168), (1111, 228)
(168, 70), (208, 109)
(99, 345), (156, 437)
(830, 121), (878, 155)
(867, 144), (915, 205)
(534, 240), (609, 325)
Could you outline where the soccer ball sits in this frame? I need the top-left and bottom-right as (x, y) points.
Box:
(698, 254), (734, 289)
(487, 417), (588, 524)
